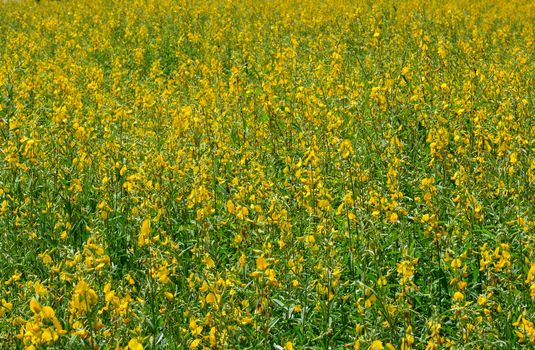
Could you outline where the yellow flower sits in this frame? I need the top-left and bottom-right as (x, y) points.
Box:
(338, 139), (353, 159)
(29, 299), (41, 314)
(227, 199), (236, 214)
(0, 299), (13, 317)
(451, 258), (461, 269)
(453, 291), (464, 302)
(128, 338), (144, 350)
(256, 256), (268, 271)
(189, 338), (201, 349)
(370, 340), (383, 350)
(164, 292), (174, 301)
(69, 280), (98, 315)
(206, 292), (216, 304)
(138, 219), (151, 247)
(209, 327), (217, 347)
(355, 323), (362, 334)
(41, 306), (55, 319)
(241, 317), (253, 325)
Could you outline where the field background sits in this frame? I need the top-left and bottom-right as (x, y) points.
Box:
(0, 0), (533, 349)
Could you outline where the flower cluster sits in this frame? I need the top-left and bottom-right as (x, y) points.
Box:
(0, 0), (533, 348)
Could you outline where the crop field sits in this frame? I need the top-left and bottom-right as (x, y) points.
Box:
(0, 0), (533, 349)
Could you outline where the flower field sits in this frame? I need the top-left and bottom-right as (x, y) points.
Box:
(0, 0), (533, 348)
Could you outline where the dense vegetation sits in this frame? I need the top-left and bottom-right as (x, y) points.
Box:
(0, 0), (533, 348)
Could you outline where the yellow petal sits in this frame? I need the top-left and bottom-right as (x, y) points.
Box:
(189, 338), (201, 349)
(206, 292), (216, 304)
(30, 299), (41, 314)
(256, 256), (268, 271)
